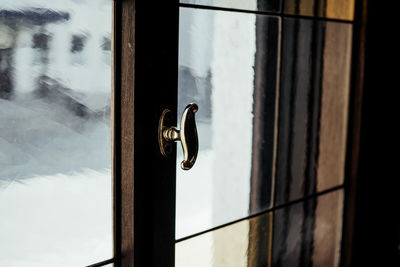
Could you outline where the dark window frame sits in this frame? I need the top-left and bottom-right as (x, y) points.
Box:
(112, 0), (179, 267)
(95, 0), (370, 266)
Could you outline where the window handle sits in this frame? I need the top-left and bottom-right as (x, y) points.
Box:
(158, 103), (199, 170)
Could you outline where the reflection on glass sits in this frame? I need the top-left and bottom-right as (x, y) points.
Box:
(176, 7), (279, 238)
(283, 0), (355, 20)
(176, 212), (271, 267)
(180, 0), (281, 13)
(0, 1), (112, 266)
(275, 18), (352, 205)
(272, 190), (344, 267)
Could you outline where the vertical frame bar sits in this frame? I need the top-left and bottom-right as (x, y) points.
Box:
(134, 0), (179, 266)
(340, 0), (367, 266)
(113, 0), (135, 266)
(342, 0), (399, 265)
(114, 0), (179, 266)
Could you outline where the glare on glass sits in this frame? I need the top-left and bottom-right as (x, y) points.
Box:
(0, 0), (112, 266)
(176, 7), (280, 239)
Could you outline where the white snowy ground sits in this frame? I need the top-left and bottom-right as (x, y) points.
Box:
(0, 169), (112, 267)
(0, 95), (113, 266)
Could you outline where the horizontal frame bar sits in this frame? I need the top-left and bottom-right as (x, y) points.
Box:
(86, 258), (115, 267)
(179, 3), (354, 24)
(176, 184), (344, 243)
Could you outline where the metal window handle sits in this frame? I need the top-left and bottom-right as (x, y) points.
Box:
(158, 103), (199, 170)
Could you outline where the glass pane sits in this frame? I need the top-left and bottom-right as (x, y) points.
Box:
(272, 189), (344, 266)
(0, 1), (112, 266)
(275, 18), (352, 205)
(180, 0), (281, 13)
(283, 0), (355, 20)
(176, 7), (280, 238)
(176, 212), (271, 267)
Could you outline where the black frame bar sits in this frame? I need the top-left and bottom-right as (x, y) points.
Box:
(113, 0), (180, 266)
(343, 0), (400, 266)
(86, 258), (115, 267)
(132, 0), (179, 265)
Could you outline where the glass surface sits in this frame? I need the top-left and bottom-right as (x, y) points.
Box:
(176, 212), (271, 267)
(272, 189), (344, 266)
(275, 18), (352, 205)
(176, 7), (280, 239)
(283, 0), (355, 20)
(180, 0), (281, 13)
(0, 1), (112, 266)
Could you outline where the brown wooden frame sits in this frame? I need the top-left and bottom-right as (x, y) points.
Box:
(113, 0), (135, 266)
(113, 0), (179, 266)
(110, 0), (375, 266)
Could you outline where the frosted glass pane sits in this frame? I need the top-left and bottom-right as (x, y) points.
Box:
(272, 190), (344, 266)
(275, 18), (352, 205)
(0, 1), (112, 266)
(176, 7), (280, 239)
(176, 212), (271, 267)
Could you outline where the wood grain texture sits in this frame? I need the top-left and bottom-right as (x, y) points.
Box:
(317, 22), (352, 192)
(283, 0), (355, 20)
(114, 0), (136, 266)
(326, 0), (355, 20)
(121, 0), (135, 264)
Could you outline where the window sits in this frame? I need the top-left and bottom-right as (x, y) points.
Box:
(0, 1), (113, 266)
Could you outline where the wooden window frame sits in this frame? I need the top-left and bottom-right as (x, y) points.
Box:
(111, 0), (380, 267)
(2, 1), (376, 266)
(113, 0), (179, 266)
